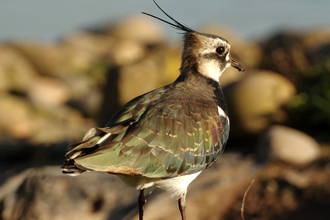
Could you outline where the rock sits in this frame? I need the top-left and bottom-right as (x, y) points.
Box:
(118, 58), (164, 105)
(106, 14), (165, 45)
(223, 157), (330, 220)
(260, 32), (310, 83)
(301, 28), (330, 53)
(110, 39), (146, 66)
(66, 32), (146, 67)
(59, 33), (114, 75)
(11, 40), (65, 77)
(12, 39), (104, 78)
(257, 125), (321, 166)
(29, 105), (95, 144)
(117, 46), (181, 105)
(0, 153), (258, 220)
(224, 70), (296, 136)
(0, 93), (94, 144)
(0, 95), (37, 139)
(62, 31), (115, 59)
(303, 29), (330, 63)
(0, 45), (38, 93)
(0, 166), (137, 220)
(65, 74), (104, 118)
(282, 169), (314, 189)
(27, 76), (70, 107)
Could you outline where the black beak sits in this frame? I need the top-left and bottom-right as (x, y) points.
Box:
(230, 58), (244, 71)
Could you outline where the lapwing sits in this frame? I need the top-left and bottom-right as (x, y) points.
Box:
(62, 1), (244, 219)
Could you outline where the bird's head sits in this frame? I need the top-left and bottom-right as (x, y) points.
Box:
(143, 0), (244, 82)
(181, 32), (244, 81)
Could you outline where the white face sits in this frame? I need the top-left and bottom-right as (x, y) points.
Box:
(196, 37), (231, 82)
(197, 58), (222, 82)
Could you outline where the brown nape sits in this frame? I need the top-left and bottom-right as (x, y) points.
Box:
(181, 32), (200, 72)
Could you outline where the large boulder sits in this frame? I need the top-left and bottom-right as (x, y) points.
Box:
(224, 70), (296, 136)
(0, 93), (94, 144)
(0, 167), (137, 220)
(0, 153), (257, 220)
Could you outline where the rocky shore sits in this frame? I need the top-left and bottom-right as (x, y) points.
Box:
(0, 15), (330, 220)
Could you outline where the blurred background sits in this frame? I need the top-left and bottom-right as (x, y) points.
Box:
(1, 0), (330, 219)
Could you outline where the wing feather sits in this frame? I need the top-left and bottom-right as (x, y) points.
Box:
(63, 87), (229, 178)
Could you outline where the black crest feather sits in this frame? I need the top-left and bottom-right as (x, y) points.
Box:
(142, 0), (194, 32)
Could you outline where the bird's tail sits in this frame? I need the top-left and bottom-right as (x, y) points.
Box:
(61, 126), (123, 176)
(61, 127), (110, 176)
(61, 139), (93, 176)
(61, 158), (86, 176)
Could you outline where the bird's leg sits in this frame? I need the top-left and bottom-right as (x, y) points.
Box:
(138, 189), (146, 220)
(178, 194), (187, 220)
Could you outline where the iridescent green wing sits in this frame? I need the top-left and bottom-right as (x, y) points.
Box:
(123, 101), (229, 178)
(67, 88), (228, 178)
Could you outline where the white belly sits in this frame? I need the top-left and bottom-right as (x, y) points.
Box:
(117, 171), (202, 200)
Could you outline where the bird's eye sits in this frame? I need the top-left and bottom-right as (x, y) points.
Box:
(216, 46), (225, 55)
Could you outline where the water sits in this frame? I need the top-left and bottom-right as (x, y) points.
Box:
(0, 0), (329, 42)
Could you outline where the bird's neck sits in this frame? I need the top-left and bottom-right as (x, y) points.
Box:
(175, 68), (228, 114)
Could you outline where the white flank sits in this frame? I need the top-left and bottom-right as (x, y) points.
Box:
(218, 106), (230, 126)
(117, 171), (202, 200)
(155, 171), (202, 200)
(217, 106), (228, 118)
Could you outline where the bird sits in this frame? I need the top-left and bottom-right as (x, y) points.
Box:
(61, 1), (244, 219)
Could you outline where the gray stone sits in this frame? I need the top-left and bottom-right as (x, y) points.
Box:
(0, 153), (258, 220)
(257, 125), (321, 166)
(0, 166), (137, 220)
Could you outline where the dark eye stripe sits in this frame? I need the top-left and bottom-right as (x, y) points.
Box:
(203, 53), (219, 59)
